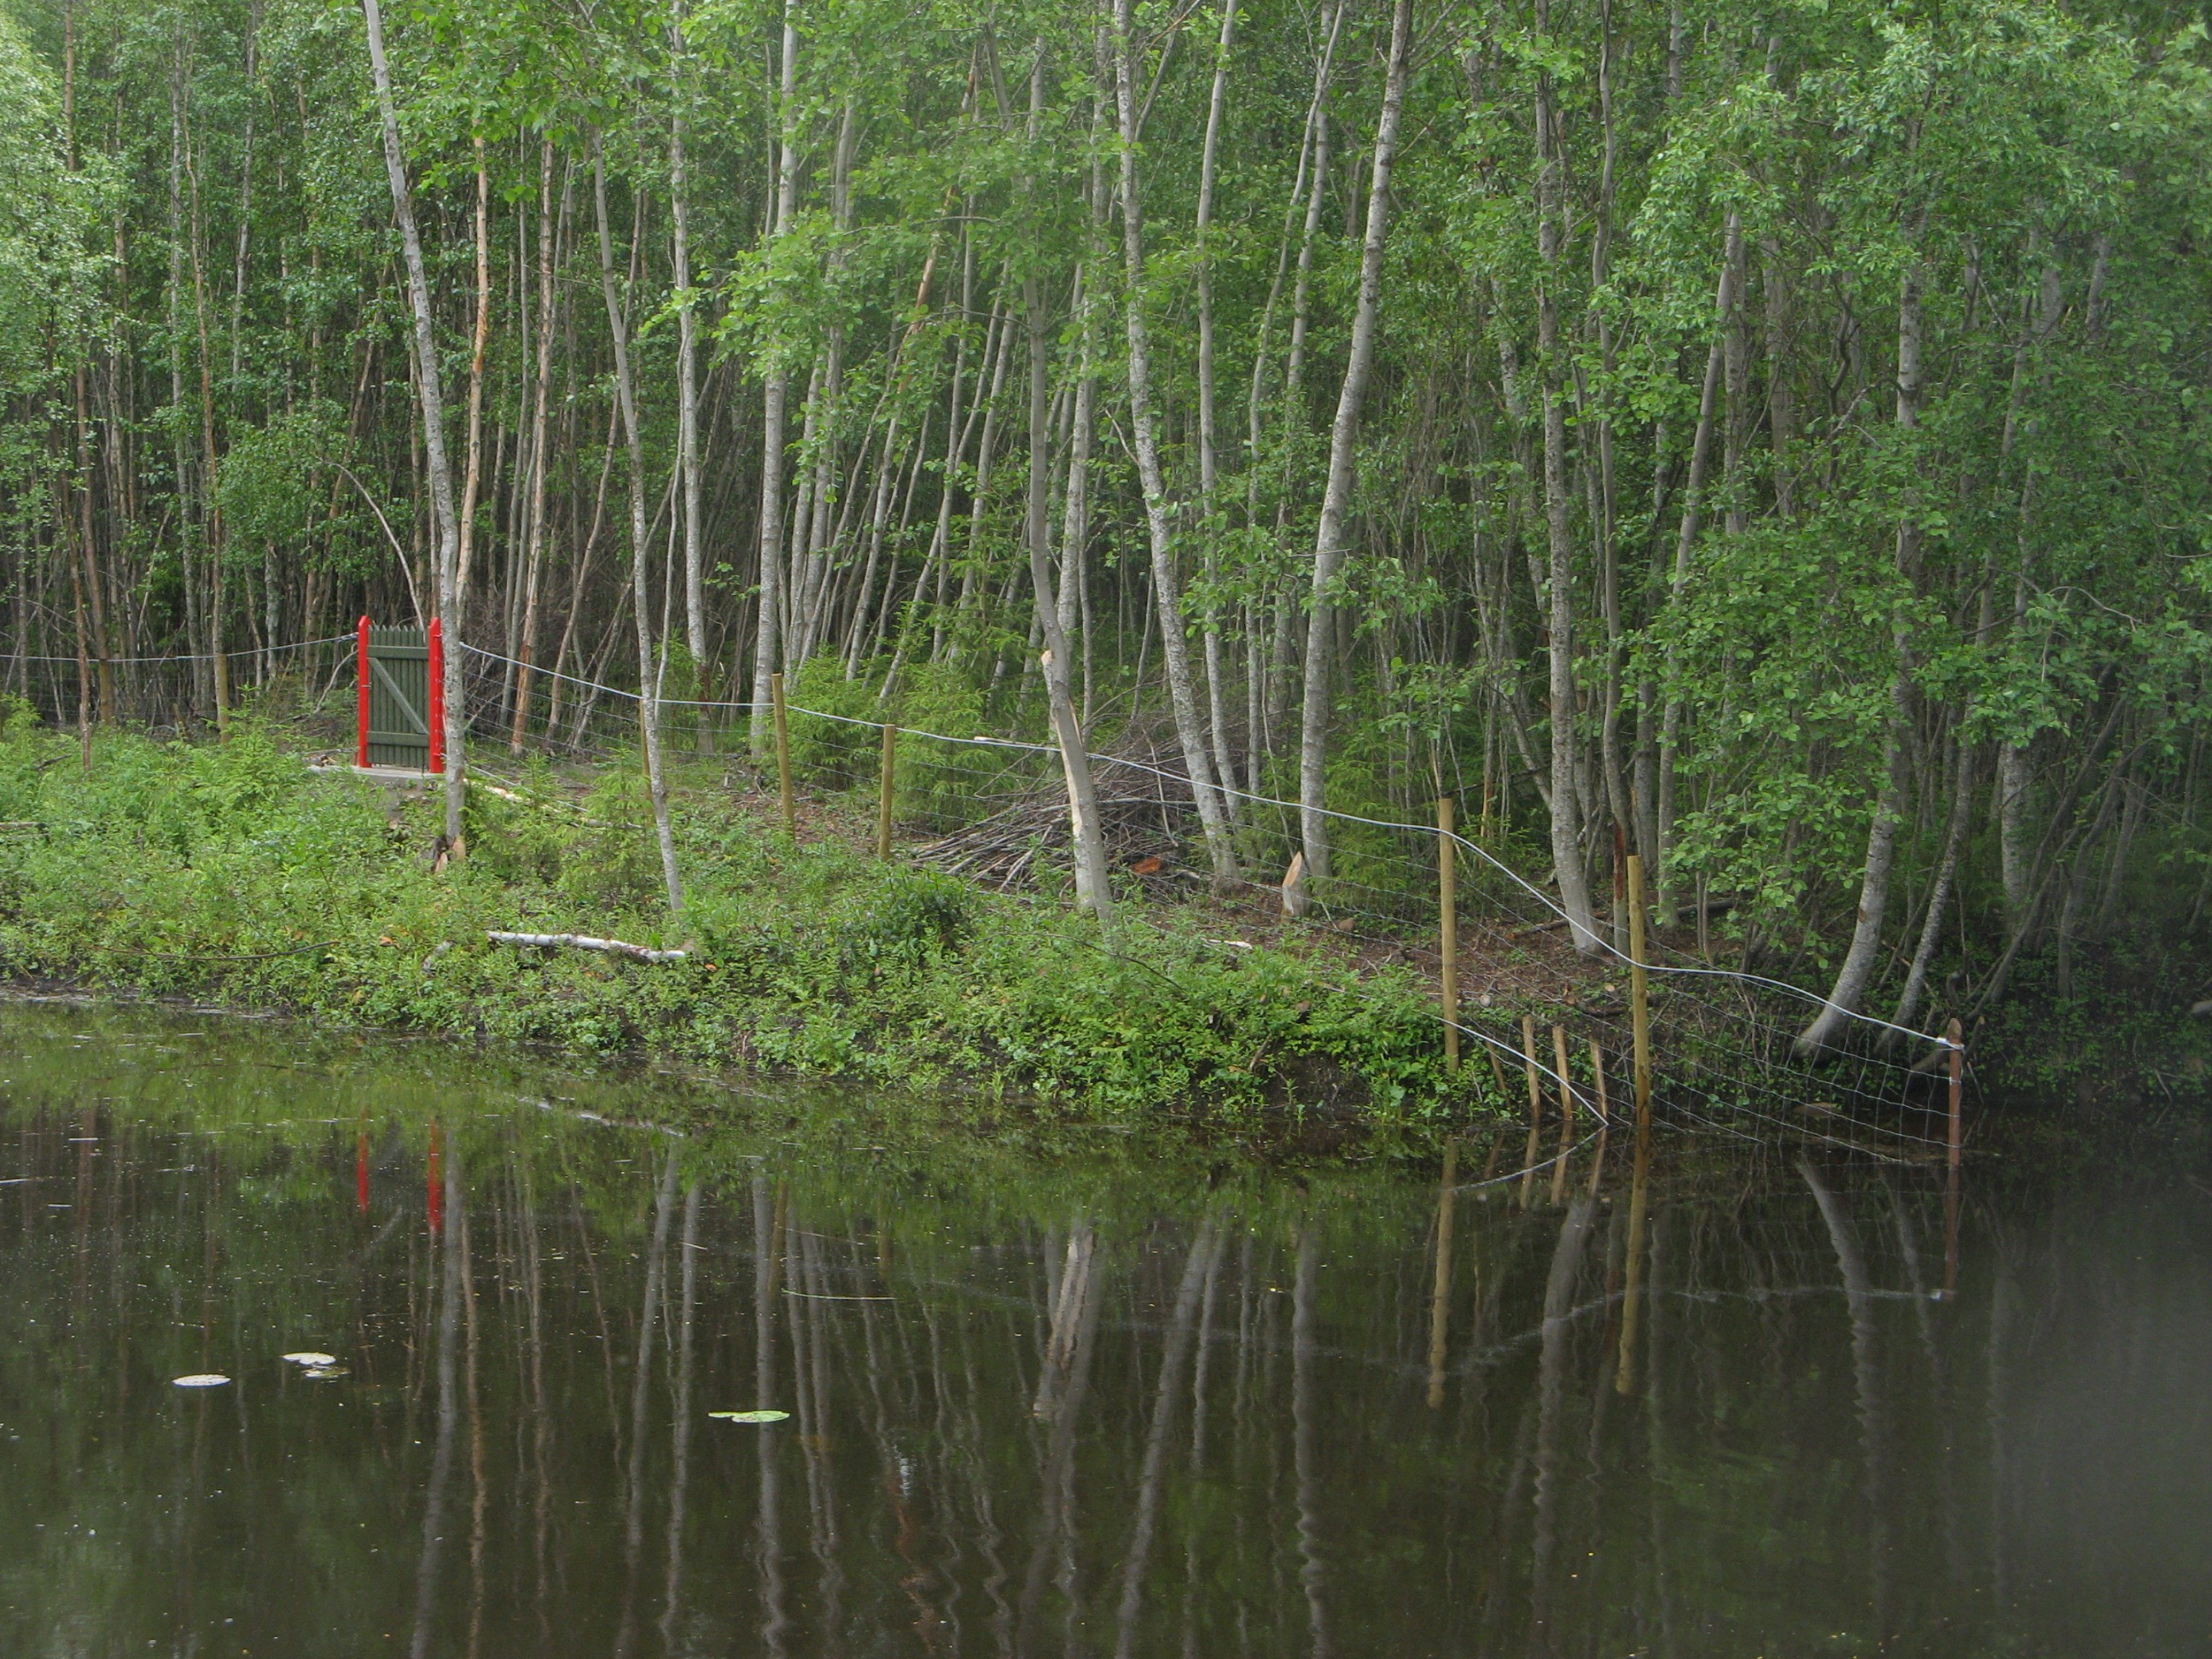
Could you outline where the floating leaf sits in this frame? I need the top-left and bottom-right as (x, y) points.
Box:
(301, 1366), (349, 1380)
(282, 1352), (338, 1367)
(172, 1374), (230, 1388)
(708, 1410), (790, 1424)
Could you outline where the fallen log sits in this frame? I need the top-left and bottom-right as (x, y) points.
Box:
(486, 930), (688, 963)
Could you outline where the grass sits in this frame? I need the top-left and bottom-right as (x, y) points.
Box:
(0, 700), (1527, 1131)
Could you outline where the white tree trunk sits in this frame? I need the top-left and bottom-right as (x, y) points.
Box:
(1109, 0), (1240, 891)
(360, 0), (463, 844)
(592, 140), (684, 916)
(1293, 0), (1412, 887)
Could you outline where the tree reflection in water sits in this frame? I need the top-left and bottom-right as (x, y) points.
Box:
(0, 1001), (2205, 1657)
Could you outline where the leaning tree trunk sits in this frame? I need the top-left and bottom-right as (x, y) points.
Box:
(1293, 0), (1412, 888)
(1797, 210), (1929, 1056)
(1110, 0), (1240, 893)
(592, 138), (684, 917)
(1019, 49), (1113, 922)
(1532, 22), (1602, 956)
(361, 0), (463, 847)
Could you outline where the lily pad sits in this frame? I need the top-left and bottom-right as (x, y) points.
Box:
(708, 1410), (790, 1424)
(172, 1374), (230, 1388)
(282, 1352), (338, 1367)
(301, 1366), (349, 1380)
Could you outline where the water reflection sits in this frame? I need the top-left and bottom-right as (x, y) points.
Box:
(0, 1000), (2207, 1656)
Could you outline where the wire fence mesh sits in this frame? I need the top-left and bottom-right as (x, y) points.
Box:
(8, 633), (1970, 1165)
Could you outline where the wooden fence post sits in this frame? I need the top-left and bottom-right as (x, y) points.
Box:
(771, 672), (794, 835)
(1439, 795), (1459, 1070)
(1946, 1016), (1964, 1171)
(1628, 854), (1652, 1133)
(354, 616), (370, 768)
(1586, 1039), (1611, 1197)
(1945, 1015), (1965, 1295)
(1519, 1012), (1544, 1208)
(426, 616), (445, 777)
(1548, 1022), (1576, 1205)
(877, 724), (898, 859)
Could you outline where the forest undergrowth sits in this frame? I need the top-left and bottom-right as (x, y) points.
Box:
(0, 705), (1512, 1129)
(2, 700), (2202, 1138)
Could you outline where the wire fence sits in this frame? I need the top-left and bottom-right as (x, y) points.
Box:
(9, 633), (1969, 1166)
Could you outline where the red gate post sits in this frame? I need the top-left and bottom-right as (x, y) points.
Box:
(355, 616), (370, 767)
(427, 617), (445, 776)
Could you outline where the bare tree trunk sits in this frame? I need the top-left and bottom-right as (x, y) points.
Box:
(1655, 215), (1737, 926)
(669, 0), (707, 697)
(1890, 724), (1974, 1037)
(1533, 21), (1601, 954)
(362, 0), (463, 836)
(1018, 48), (1112, 922)
(511, 143), (562, 753)
(1109, 0), (1240, 891)
(592, 137), (684, 916)
(750, 0), (801, 755)
(1293, 0), (1412, 888)
(456, 141), (492, 608)
(1798, 210), (1928, 1054)
(1195, 0), (1241, 818)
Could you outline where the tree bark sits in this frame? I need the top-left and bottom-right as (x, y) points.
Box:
(750, 0), (801, 755)
(1109, 0), (1240, 890)
(1294, 0), (1412, 888)
(1532, 18), (1603, 954)
(1019, 47), (1112, 920)
(591, 137), (684, 916)
(1797, 209), (1929, 1055)
(362, 0), (463, 841)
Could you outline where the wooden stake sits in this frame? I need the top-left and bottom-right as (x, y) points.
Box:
(1945, 1016), (1964, 1172)
(1518, 1013), (1544, 1208)
(1628, 855), (1653, 1134)
(1439, 795), (1459, 1070)
(877, 723), (898, 858)
(1487, 1043), (1509, 1102)
(1945, 1015), (1965, 1295)
(1426, 1139), (1458, 1409)
(771, 671), (794, 835)
(1586, 1038), (1610, 1196)
(1548, 1022), (1575, 1205)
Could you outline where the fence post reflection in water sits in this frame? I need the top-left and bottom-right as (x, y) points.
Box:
(1520, 1015), (1545, 1208)
(1428, 1141), (1458, 1409)
(1585, 1040), (1610, 1197)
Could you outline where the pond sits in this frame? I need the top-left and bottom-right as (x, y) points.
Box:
(0, 998), (2205, 1656)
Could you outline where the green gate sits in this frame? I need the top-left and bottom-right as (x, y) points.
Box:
(361, 626), (430, 770)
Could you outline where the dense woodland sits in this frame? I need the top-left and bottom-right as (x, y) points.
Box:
(0, 0), (2208, 1040)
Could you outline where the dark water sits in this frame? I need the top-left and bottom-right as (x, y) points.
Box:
(0, 1001), (2206, 1657)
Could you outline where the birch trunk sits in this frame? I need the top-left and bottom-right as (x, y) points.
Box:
(750, 0), (801, 755)
(592, 138), (684, 916)
(1797, 211), (1928, 1054)
(1020, 50), (1113, 920)
(669, 0), (706, 691)
(1293, 0), (1412, 888)
(1533, 26), (1602, 955)
(511, 142), (560, 753)
(1110, 0), (1239, 892)
(361, 0), (463, 841)
(1195, 0), (1240, 818)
